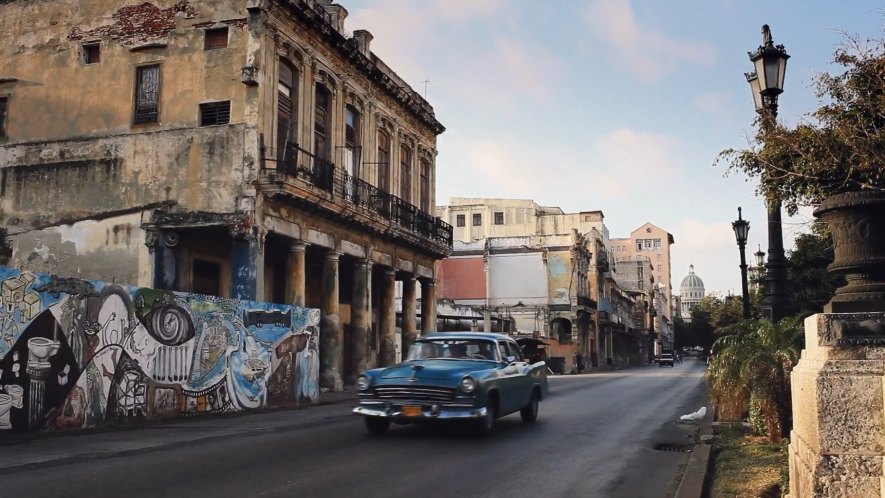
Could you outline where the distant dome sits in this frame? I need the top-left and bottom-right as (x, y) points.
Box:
(680, 265), (705, 293)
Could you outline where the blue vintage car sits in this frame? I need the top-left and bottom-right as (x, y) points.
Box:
(353, 332), (549, 435)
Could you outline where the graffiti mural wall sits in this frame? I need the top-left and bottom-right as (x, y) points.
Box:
(0, 267), (320, 433)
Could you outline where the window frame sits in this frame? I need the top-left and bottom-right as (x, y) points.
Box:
(277, 60), (298, 161)
(377, 130), (390, 192)
(399, 144), (412, 203)
(133, 63), (161, 125)
(204, 26), (229, 50)
(0, 95), (8, 139)
(456, 214), (465, 227)
(493, 211), (504, 225)
(313, 83), (331, 160)
(82, 42), (101, 64)
(472, 213), (482, 226)
(199, 101), (231, 126)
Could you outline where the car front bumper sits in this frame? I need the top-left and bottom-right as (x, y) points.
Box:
(353, 402), (488, 420)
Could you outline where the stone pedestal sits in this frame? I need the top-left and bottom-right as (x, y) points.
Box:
(788, 313), (885, 498)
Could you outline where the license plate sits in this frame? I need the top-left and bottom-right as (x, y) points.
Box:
(402, 405), (422, 417)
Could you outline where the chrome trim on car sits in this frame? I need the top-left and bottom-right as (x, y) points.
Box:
(373, 385), (455, 402)
(353, 405), (488, 420)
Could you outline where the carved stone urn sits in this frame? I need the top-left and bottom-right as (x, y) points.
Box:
(813, 190), (885, 312)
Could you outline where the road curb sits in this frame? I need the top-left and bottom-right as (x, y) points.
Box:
(674, 405), (715, 498)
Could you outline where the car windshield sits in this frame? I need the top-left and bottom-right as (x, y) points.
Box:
(406, 338), (499, 361)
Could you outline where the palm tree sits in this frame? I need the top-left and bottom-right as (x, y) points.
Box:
(707, 318), (803, 442)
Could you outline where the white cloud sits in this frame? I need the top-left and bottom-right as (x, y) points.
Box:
(583, 0), (715, 81)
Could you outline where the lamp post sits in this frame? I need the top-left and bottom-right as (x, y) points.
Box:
(745, 24), (791, 322)
(751, 245), (766, 292)
(732, 207), (751, 319)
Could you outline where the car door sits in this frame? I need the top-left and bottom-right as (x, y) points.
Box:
(505, 341), (534, 409)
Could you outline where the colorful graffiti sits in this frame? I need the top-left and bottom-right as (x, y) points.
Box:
(0, 267), (320, 433)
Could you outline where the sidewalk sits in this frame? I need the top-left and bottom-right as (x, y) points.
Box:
(0, 388), (359, 475)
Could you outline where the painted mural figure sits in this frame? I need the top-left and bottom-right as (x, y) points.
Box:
(297, 331), (319, 403)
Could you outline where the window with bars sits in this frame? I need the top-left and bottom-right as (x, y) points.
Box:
(314, 84), (330, 160)
(472, 213), (482, 226)
(0, 96), (7, 138)
(204, 27), (228, 50)
(493, 211), (504, 225)
(456, 214), (465, 227)
(377, 130), (390, 192)
(199, 101), (230, 126)
(83, 43), (100, 64)
(134, 64), (160, 124)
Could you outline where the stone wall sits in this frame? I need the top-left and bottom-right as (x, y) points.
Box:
(0, 266), (320, 435)
(788, 313), (885, 497)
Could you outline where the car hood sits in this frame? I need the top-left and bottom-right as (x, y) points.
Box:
(378, 359), (491, 380)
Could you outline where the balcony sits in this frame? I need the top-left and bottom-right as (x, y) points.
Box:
(258, 142), (452, 253)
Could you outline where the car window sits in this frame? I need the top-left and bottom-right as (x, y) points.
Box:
(498, 343), (508, 360)
(506, 342), (522, 361)
(407, 339), (498, 360)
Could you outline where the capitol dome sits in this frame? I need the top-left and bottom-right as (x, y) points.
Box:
(679, 265), (705, 321)
(680, 265), (705, 291)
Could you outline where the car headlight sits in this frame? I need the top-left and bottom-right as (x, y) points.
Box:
(460, 376), (476, 393)
(357, 374), (371, 391)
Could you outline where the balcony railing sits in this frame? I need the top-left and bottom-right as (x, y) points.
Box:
(263, 142), (452, 248)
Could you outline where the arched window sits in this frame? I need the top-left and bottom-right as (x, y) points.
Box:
(277, 61), (297, 161)
(314, 83), (331, 161)
(377, 130), (390, 192)
(400, 144), (412, 203)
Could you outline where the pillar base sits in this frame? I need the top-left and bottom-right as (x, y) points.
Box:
(320, 371), (343, 392)
(788, 312), (885, 498)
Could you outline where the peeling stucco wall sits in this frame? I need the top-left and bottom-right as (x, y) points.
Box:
(6, 211), (148, 286)
(1, 124), (252, 231)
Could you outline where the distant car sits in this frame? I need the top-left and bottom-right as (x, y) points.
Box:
(659, 353), (675, 367)
(353, 332), (549, 435)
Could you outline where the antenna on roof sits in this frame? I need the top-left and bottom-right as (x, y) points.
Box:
(422, 76), (430, 99)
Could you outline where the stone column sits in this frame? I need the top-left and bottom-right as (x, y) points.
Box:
(788, 312), (885, 498)
(401, 276), (417, 356)
(286, 241), (308, 307)
(320, 251), (342, 391)
(421, 278), (436, 335)
(379, 269), (397, 367)
(152, 230), (178, 291)
(231, 229), (263, 301)
(349, 259), (372, 384)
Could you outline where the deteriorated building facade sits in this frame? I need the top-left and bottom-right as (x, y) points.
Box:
(0, 0), (451, 390)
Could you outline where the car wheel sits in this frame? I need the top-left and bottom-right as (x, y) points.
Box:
(520, 390), (539, 423)
(364, 416), (391, 435)
(474, 396), (498, 436)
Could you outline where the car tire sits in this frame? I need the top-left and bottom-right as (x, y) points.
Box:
(364, 416), (391, 435)
(520, 390), (539, 423)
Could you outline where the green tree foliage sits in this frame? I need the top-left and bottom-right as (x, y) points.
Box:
(787, 221), (845, 317)
(707, 318), (804, 442)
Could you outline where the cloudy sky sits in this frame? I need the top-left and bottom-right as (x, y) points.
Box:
(343, 0), (883, 296)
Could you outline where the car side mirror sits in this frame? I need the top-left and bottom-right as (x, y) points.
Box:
(506, 355), (517, 363)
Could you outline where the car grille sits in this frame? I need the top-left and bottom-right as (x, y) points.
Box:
(373, 385), (455, 402)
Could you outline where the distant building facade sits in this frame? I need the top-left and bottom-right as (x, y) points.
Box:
(609, 223), (675, 353)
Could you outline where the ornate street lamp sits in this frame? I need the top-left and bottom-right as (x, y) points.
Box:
(745, 24), (791, 322)
(732, 207), (751, 319)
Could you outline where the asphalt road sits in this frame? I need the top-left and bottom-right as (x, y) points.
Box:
(0, 360), (708, 498)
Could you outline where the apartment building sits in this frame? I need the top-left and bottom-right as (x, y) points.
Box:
(0, 0), (451, 390)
